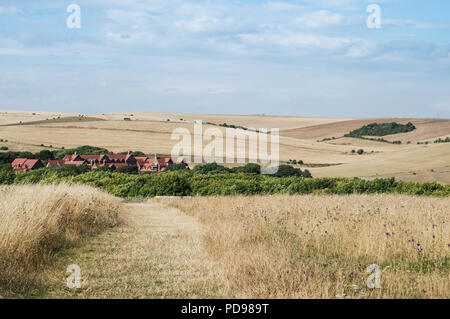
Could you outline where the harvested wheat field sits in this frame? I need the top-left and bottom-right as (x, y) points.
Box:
(158, 195), (450, 299)
(0, 184), (121, 295)
(1, 111), (449, 184)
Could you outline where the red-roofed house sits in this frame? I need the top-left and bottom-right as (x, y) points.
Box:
(11, 159), (44, 172)
(15, 153), (187, 174)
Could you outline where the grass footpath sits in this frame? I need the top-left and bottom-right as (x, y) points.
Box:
(38, 202), (225, 299)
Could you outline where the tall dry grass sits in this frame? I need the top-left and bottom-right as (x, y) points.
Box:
(0, 184), (121, 291)
(161, 195), (450, 299)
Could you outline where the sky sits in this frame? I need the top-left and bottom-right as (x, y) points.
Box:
(0, 0), (449, 118)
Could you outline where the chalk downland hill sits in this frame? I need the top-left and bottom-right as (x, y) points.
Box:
(0, 111), (449, 183)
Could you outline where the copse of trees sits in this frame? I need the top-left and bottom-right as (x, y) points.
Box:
(434, 137), (450, 144)
(345, 122), (416, 138)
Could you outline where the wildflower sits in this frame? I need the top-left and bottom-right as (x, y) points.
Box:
(385, 232), (391, 236)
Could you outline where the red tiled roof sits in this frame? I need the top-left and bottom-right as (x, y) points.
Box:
(135, 157), (148, 167)
(11, 158), (27, 166)
(79, 155), (106, 161)
(11, 159), (42, 171)
(64, 161), (86, 166)
(47, 160), (66, 166)
(107, 155), (128, 160)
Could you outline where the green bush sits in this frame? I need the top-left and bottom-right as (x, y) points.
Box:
(165, 163), (190, 172)
(232, 163), (261, 174)
(0, 164), (15, 184)
(193, 163), (230, 174)
(115, 165), (139, 174)
(273, 165), (303, 178)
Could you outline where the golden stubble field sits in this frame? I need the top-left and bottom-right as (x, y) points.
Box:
(0, 110), (449, 183)
(159, 195), (450, 299)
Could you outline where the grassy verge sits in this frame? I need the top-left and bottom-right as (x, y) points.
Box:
(0, 184), (121, 296)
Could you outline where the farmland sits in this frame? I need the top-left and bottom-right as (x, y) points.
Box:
(1, 110), (450, 184)
(0, 110), (449, 299)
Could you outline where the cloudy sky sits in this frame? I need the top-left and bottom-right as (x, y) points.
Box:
(0, 0), (449, 118)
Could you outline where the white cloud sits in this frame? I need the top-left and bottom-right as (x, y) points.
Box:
(238, 31), (351, 51)
(294, 10), (348, 28)
(174, 17), (235, 33)
(265, 2), (302, 12)
(0, 6), (22, 14)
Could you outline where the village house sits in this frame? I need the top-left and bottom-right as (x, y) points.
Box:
(11, 158), (44, 172)
(49, 153), (187, 173)
(12, 152), (188, 173)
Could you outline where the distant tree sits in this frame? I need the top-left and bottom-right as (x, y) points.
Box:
(37, 150), (54, 162)
(303, 169), (312, 178)
(115, 165), (139, 174)
(193, 163), (230, 174)
(232, 163), (261, 174)
(357, 149), (364, 155)
(165, 163), (189, 172)
(273, 165), (302, 178)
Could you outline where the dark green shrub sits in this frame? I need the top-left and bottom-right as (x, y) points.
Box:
(115, 165), (139, 174)
(193, 163), (230, 174)
(232, 163), (261, 174)
(273, 165), (302, 178)
(0, 164), (15, 184)
(165, 163), (190, 172)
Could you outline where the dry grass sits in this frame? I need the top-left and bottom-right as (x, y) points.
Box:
(0, 184), (121, 293)
(41, 202), (225, 299)
(159, 195), (450, 299)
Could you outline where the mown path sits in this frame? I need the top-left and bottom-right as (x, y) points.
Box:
(41, 201), (225, 298)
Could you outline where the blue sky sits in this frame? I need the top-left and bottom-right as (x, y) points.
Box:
(0, 0), (449, 118)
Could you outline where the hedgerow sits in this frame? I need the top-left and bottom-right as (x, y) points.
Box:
(4, 169), (450, 197)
